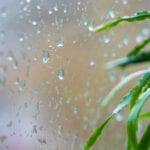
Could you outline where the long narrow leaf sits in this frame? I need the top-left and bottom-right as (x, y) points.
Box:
(83, 115), (113, 150)
(129, 72), (150, 110)
(94, 11), (150, 32)
(138, 123), (150, 150)
(127, 37), (150, 56)
(139, 112), (150, 119)
(102, 69), (150, 106)
(107, 51), (150, 68)
(83, 74), (150, 150)
(127, 88), (150, 150)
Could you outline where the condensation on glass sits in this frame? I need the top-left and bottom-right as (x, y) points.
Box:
(0, 0), (149, 150)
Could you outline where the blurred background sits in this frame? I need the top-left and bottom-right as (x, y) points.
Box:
(0, 0), (150, 149)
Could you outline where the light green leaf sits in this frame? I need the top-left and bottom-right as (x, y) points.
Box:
(102, 69), (150, 106)
(139, 112), (150, 119)
(94, 11), (150, 32)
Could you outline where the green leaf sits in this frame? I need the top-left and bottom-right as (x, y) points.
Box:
(83, 73), (150, 150)
(102, 69), (150, 106)
(94, 11), (150, 32)
(139, 112), (150, 119)
(138, 123), (150, 150)
(107, 51), (150, 68)
(83, 115), (113, 150)
(127, 37), (150, 56)
(127, 88), (150, 150)
(83, 90), (133, 150)
(129, 72), (150, 110)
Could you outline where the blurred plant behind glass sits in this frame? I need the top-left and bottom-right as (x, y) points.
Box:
(0, 0), (149, 150)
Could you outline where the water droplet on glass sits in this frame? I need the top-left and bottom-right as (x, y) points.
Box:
(41, 50), (50, 64)
(109, 6), (115, 18)
(26, 0), (31, 3)
(108, 70), (115, 82)
(1, 7), (7, 18)
(56, 37), (64, 47)
(7, 121), (13, 128)
(122, 0), (128, 5)
(57, 125), (62, 136)
(36, 5), (41, 10)
(72, 105), (78, 114)
(136, 35), (143, 43)
(57, 67), (64, 80)
(48, 10), (52, 15)
(88, 25), (94, 32)
(32, 21), (37, 26)
(89, 58), (95, 66)
(18, 80), (26, 92)
(54, 5), (58, 11)
(63, 9), (67, 13)
(71, 134), (78, 149)
(115, 113), (123, 122)
(102, 35), (110, 44)
(38, 138), (46, 144)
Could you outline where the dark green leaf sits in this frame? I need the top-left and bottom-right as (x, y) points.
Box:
(107, 51), (150, 68)
(83, 73), (150, 150)
(83, 115), (113, 150)
(127, 37), (150, 56)
(138, 123), (150, 150)
(129, 73), (150, 110)
(127, 88), (150, 150)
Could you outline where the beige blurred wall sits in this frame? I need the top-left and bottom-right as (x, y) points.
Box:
(0, 0), (150, 149)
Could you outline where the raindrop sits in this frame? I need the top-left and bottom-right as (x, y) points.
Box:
(142, 27), (150, 36)
(102, 35), (110, 44)
(109, 6), (115, 18)
(56, 37), (64, 47)
(38, 138), (46, 144)
(122, 0), (128, 5)
(7, 121), (13, 128)
(108, 70), (115, 82)
(41, 50), (50, 64)
(88, 25), (94, 32)
(0, 66), (6, 74)
(89, 58), (95, 66)
(32, 21), (37, 26)
(1, 7), (7, 18)
(36, 5), (41, 10)
(17, 80), (26, 92)
(0, 136), (7, 144)
(72, 105), (78, 114)
(48, 10), (52, 15)
(123, 36), (129, 45)
(136, 35), (143, 43)
(63, 9), (67, 13)
(57, 125), (62, 136)
(57, 67), (64, 80)
(71, 134), (78, 150)
(115, 113), (123, 122)
(53, 4), (58, 11)
(0, 77), (6, 87)
(26, 0), (31, 3)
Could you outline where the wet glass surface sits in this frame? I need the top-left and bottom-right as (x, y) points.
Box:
(0, 0), (150, 149)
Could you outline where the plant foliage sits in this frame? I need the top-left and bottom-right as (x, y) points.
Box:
(83, 10), (150, 150)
